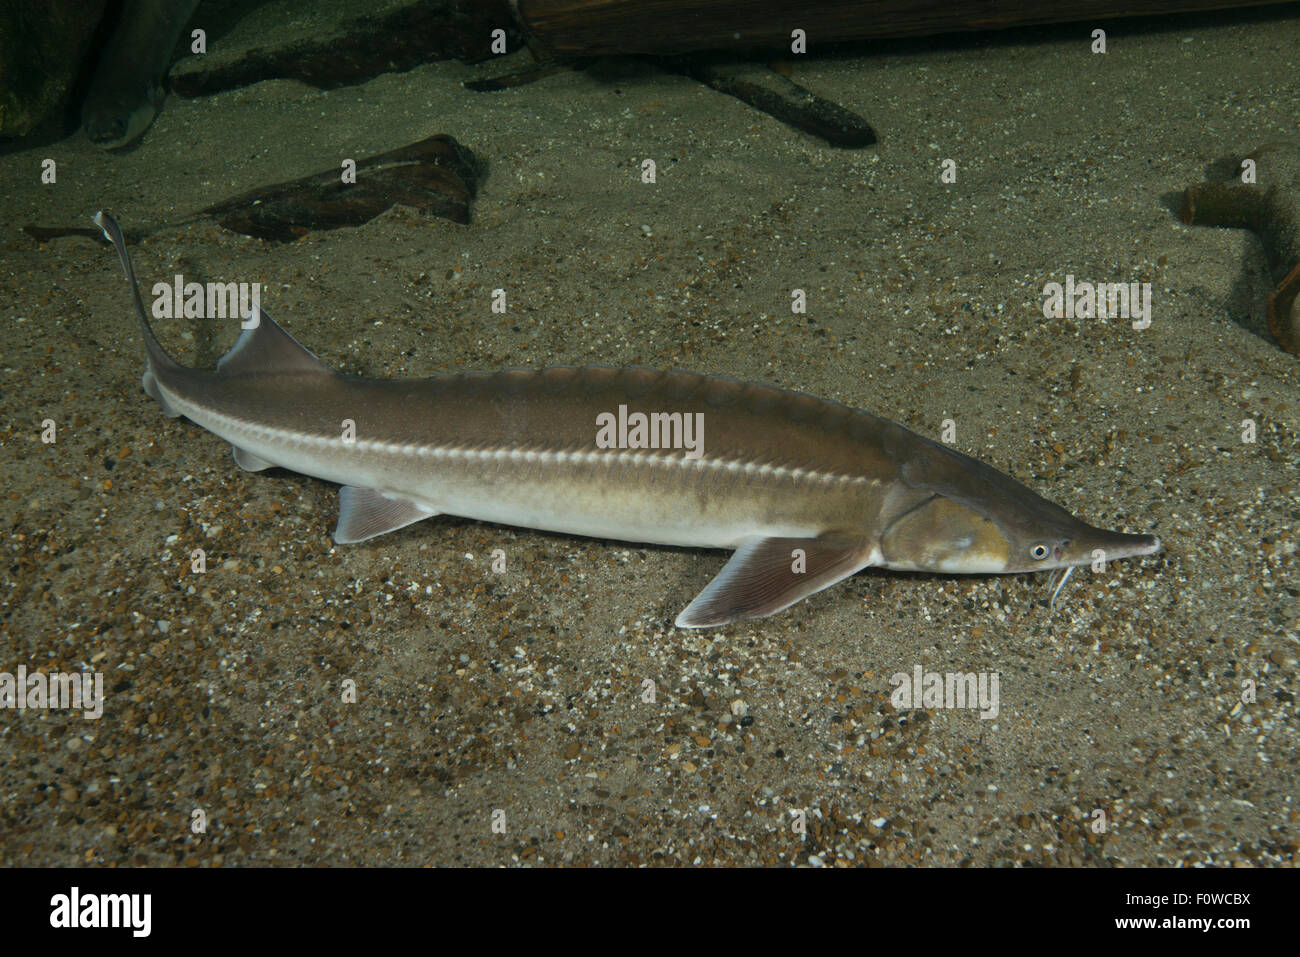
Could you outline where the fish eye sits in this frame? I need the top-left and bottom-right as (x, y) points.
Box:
(1030, 543), (1050, 560)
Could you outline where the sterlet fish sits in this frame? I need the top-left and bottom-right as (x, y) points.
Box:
(94, 211), (1161, 628)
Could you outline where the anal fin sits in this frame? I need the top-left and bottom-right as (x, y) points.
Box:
(675, 534), (875, 629)
(334, 486), (439, 544)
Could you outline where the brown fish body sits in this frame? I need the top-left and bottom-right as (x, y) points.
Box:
(95, 210), (1161, 627)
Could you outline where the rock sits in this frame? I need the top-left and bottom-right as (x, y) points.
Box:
(0, 0), (110, 140)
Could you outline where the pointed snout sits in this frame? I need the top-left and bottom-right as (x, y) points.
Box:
(1076, 527), (1161, 564)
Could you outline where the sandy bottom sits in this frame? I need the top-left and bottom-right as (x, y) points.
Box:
(1, 12), (1297, 866)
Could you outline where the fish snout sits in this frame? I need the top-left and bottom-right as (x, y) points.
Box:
(1064, 528), (1162, 567)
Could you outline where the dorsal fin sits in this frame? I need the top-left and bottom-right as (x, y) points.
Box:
(216, 307), (334, 378)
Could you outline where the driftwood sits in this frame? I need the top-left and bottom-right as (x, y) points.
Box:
(515, 0), (1281, 56)
(1182, 142), (1300, 355)
(25, 135), (481, 245)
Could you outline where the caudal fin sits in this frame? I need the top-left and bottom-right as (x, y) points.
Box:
(93, 210), (183, 412)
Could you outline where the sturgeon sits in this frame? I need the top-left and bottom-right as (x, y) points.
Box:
(94, 211), (1161, 628)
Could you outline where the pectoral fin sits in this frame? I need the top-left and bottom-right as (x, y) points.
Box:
(334, 486), (439, 544)
(675, 534), (875, 628)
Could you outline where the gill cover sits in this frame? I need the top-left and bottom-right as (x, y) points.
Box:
(879, 495), (1011, 573)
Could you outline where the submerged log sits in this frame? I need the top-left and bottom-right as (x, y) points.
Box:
(515, 0), (1281, 56)
(25, 134), (482, 245)
(1181, 141), (1300, 355)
